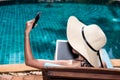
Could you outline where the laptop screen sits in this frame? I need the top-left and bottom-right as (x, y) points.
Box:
(54, 40), (78, 60)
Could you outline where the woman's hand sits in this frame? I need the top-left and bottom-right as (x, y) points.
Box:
(25, 19), (35, 36)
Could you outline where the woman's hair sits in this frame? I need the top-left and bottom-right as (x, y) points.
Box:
(78, 53), (93, 67)
(68, 43), (93, 67)
(68, 43), (78, 58)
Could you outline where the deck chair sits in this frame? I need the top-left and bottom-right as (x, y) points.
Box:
(42, 67), (120, 80)
(41, 40), (120, 80)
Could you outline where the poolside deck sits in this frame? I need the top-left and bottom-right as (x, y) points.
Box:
(0, 64), (43, 80)
(0, 74), (43, 80)
(0, 59), (120, 80)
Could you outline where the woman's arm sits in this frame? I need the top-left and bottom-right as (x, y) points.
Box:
(24, 19), (72, 69)
(24, 19), (45, 68)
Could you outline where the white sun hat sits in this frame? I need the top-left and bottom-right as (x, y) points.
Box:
(67, 16), (107, 67)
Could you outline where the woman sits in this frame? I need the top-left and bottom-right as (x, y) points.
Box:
(24, 16), (107, 69)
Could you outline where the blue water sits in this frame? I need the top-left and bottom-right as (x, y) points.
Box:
(0, 2), (120, 64)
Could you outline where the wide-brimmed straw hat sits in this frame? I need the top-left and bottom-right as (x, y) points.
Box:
(67, 16), (107, 67)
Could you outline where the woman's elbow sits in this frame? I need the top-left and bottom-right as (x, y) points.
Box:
(25, 59), (42, 69)
(25, 59), (33, 67)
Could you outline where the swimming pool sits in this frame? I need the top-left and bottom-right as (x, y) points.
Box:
(0, 1), (120, 64)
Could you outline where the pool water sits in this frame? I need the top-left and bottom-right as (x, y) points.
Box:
(0, 2), (120, 64)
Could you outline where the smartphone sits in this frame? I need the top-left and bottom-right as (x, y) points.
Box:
(32, 12), (40, 29)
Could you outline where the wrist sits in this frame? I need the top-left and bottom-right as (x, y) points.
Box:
(25, 33), (29, 38)
(25, 35), (29, 38)
(25, 35), (29, 39)
(25, 31), (30, 36)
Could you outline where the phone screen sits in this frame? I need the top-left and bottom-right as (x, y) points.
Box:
(32, 12), (40, 29)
